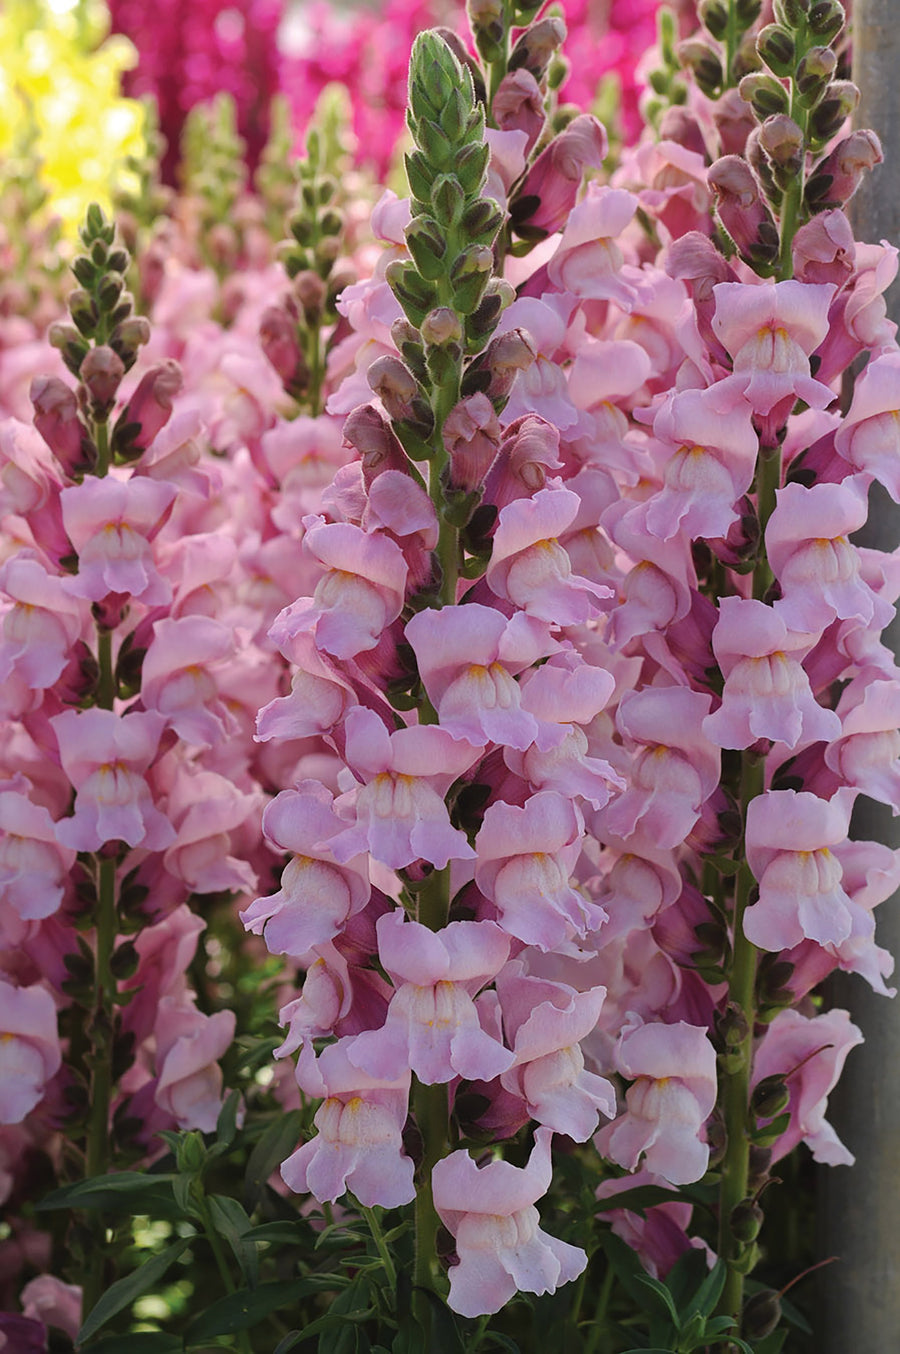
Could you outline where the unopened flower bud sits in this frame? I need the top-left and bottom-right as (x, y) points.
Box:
(806, 128), (883, 208)
(466, 0), (505, 61)
(758, 114), (805, 184)
(809, 79), (859, 144)
(47, 322), (90, 377)
(796, 45), (837, 99)
(508, 16), (567, 81)
(108, 316), (151, 369)
(774, 0), (809, 21)
(176, 1131), (207, 1175)
(80, 345), (125, 419)
(30, 376), (88, 473)
(718, 1002), (751, 1048)
(756, 23), (796, 77)
(481, 328), (538, 400)
(67, 287), (99, 338)
(743, 1290), (782, 1340)
(367, 354), (421, 422)
(730, 1199), (764, 1243)
(118, 360), (183, 451)
(747, 1145), (773, 1191)
(751, 1074), (791, 1119)
(708, 156), (777, 262)
(807, 0), (845, 41)
(739, 72), (791, 118)
(443, 392), (502, 492)
(421, 307), (463, 348)
(343, 404), (408, 487)
(294, 269), (328, 322)
(259, 305), (308, 397)
(492, 68), (546, 155)
(699, 0), (728, 40)
(677, 39), (723, 97)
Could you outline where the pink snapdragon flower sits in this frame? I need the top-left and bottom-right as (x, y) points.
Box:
(545, 185), (640, 306)
(404, 603), (558, 751)
(486, 485), (612, 624)
(240, 780), (370, 959)
(0, 980), (62, 1123)
(270, 515), (408, 659)
(50, 709), (175, 852)
(743, 788), (859, 951)
(750, 1008), (863, 1165)
(601, 688), (719, 851)
(496, 964), (616, 1140)
(326, 706), (480, 871)
(153, 996), (236, 1133)
(514, 115), (608, 236)
(280, 1040), (415, 1209)
(596, 1169), (700, 1280)
(710, 280), (836, 439)
(642, 386), (759, 542)
(766, 478), (885, 634)
(0, 556), (87, 694)
(59, 476), (177, 604)
(20, 1275), (82, 1341)
(474, 791), (605, 950)
(140, 616), (240, 748)
(348, 912), (514, 1084)
(256, 628), (357, 743)
(826, 678), (900, 810)
(432, 1127), (587, 1318)
(834, 350), (900, 499)
(596, 1020), (718, 1185)
(702, 597), (841, 750)
(0, 788), (75, 921)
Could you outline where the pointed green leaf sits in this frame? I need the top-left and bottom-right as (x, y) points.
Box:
(636, 1274), (681, 1327)
(681, 1256), (728, 1320)
(37, 1172), (178, 1215)
(184, 1278), (327, 1342)
(78, 1236), (194, 1343)
(207, 1194), (258, 1288)
(84, 1335), (184, 1354)
(595, 1185), (684, 1217)
(215, 1090), (242, 1148)
(243, 1110), (304, 1210)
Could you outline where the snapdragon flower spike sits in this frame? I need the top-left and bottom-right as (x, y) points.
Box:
(59, 476), (176, 605)
(347, 911), (514, 1084)
(432, 1127), (587, 1318)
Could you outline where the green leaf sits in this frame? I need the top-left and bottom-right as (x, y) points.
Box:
(664, 1247), (713, 1314)
(37, 1172), (178, 1215)
(680, 1257), (728, 1321)
(752, 1329), (788, 1354)
(184, 1278), (324, 1342)
(619, 1348), (679, 1353)
(244, 1220), (308, 1246)
(207, 1194), (258, 1288)
(595, 1185), (683, 1216)
(635, 1274), (680, 1327)
(78, 1237), (194, 1344)
(244, 1110), (304, 1210)
(417, 1287), (465, 1354)
(215, 1089), (242, 1148)
(84, 1335), (184, 1353)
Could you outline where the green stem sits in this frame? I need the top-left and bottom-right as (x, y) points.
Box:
(94, 418), (110, 478)
(197, 1194), (254, 1354)
(778, 27), (811, 281)
(716, 752), (764, 1328)
(412, 1078), (449, 1330)
(752, 446), (782, 601)
(96, 626), (116, 710)
(360, 1206), (398, 1293)
(724, 0), (740, 87)
(485, 0), (513, 118)
(583, 1261), (615, 1354)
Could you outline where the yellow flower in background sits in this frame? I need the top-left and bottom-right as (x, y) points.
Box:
(0, 0), (146, 234)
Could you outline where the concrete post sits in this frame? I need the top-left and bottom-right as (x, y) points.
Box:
(819, 2), (900, 1348)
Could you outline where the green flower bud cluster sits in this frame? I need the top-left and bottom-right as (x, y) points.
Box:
(386, 30), (508, 463)
(48, 203), (148, 382)
(180, 92), (248, 275)
(642, 7), (689, 132)
(269, 106), (357, 415)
